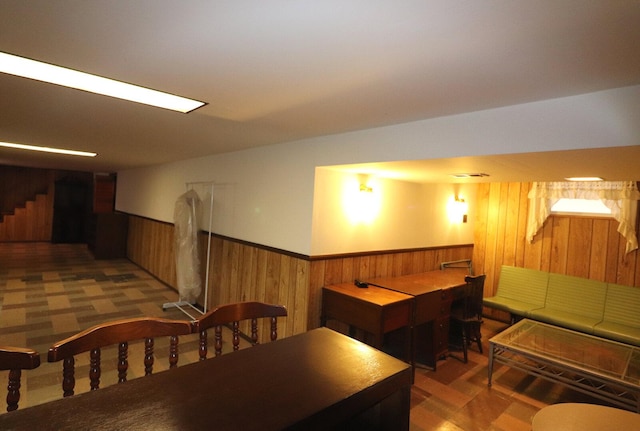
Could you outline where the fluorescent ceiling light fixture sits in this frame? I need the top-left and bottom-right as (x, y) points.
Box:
(450, 173), (490, 178)
(564, 177), (603, 181)
(0, 141), (97, 157)
(0, 52), (205, 113)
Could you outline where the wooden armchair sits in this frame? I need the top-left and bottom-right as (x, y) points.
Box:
(0, 346), (40, 412)
(449, 274), (486, 363)
(191, 301), (288, 360)
(47, 317), (192, 397)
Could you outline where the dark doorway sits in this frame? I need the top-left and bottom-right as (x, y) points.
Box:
(51, 180), (91, 243)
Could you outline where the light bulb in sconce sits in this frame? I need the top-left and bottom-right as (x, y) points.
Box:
(359, 183), (373, 193)
(358, 173), (373, 193)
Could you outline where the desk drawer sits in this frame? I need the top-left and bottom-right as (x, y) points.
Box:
(415, 290), (441, 324)
(322, 291), (380, 333)
(382, 301), (412, 332)
(439, 289), (453, 317)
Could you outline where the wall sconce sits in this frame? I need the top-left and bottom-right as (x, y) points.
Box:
(344, 174), (380, 224)
(358, 174), (373, 193)
(448, 195), (468, 223)
(359, 183), (373, 193)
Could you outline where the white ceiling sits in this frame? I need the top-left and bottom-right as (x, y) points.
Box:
(1, 1), (639, 182)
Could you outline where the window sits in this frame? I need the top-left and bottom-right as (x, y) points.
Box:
(550, 198), (612, 215)
(527, 181), (640, 253)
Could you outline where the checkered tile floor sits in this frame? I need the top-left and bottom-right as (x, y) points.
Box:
(0, 242), (216, 409)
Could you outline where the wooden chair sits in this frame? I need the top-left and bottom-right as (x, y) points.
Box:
(191, 301), (288, 360)
(47, 317), (192, 397)
(0, 346), (40, 412)
(449, 274), (486, 363)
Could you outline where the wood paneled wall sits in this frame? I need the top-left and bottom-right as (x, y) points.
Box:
(205, 235), (311, 338)
(126, 216), (177, 287)
(126, 214), (473, 339)
(473, 182), (640, 320)
(126, 215), (312, 339)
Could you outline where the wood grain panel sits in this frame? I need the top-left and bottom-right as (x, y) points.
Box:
(515, 182), (530, 267)
(502, 183), (519, 266)
(126, 216), (176, 289)
(566, 217), (592, 277)
(550, 216), (570, 274)
(473, 179), (490, 293)
(605, 221), (622, 283)
(589, 219), (610, 281)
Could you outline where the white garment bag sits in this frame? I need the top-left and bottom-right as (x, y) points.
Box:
(173, 189), (202, 303)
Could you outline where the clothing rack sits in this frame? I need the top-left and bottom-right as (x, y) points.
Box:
(163, 181), (215, 319)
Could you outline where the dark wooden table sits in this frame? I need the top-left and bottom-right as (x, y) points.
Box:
(366, 268), (468, 369)
(322, 282), (414, 373)
(0, 328), (412, 431)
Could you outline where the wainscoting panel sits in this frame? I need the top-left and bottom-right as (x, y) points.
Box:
(126, 214), (473, 340)
(126, 216), (177, 289)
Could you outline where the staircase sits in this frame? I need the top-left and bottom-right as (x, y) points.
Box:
(0, 193), (53, 241)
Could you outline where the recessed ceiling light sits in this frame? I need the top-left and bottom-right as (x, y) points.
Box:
(0, 52), (205, 113)
(0, 141), (97, 157)
(564, 177), (603, 181)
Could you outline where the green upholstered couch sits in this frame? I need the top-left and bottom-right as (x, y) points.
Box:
(483, 265), (640, 347)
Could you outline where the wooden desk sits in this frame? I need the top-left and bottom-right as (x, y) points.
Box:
(367, 268), (468, 369)
(322, 283), (414, 372)
(0, 328), (412, 431)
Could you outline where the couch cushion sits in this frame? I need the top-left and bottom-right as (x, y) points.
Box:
(495, 266), (549, 306)
(484, 266), (548, 316)
(593, 321), (640, 347)
(541, 273), (606, 318)
(528, 308), (602, 334)
(601, 283), (640, 328)
(529, 273), (607, 333)
(483, 296), (540, 316)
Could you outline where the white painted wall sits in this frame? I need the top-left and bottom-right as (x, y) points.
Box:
(116, 85), (640, 256)
(116, 145), (317, 253)
(311, 168), (476, 255)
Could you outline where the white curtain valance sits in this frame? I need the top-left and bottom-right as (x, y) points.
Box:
(526, 181), (640, 254)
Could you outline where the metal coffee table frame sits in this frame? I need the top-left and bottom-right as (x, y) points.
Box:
(488, 319), (640, 412)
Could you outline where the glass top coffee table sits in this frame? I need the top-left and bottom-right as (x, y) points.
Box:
(488, 319), (640, 412)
